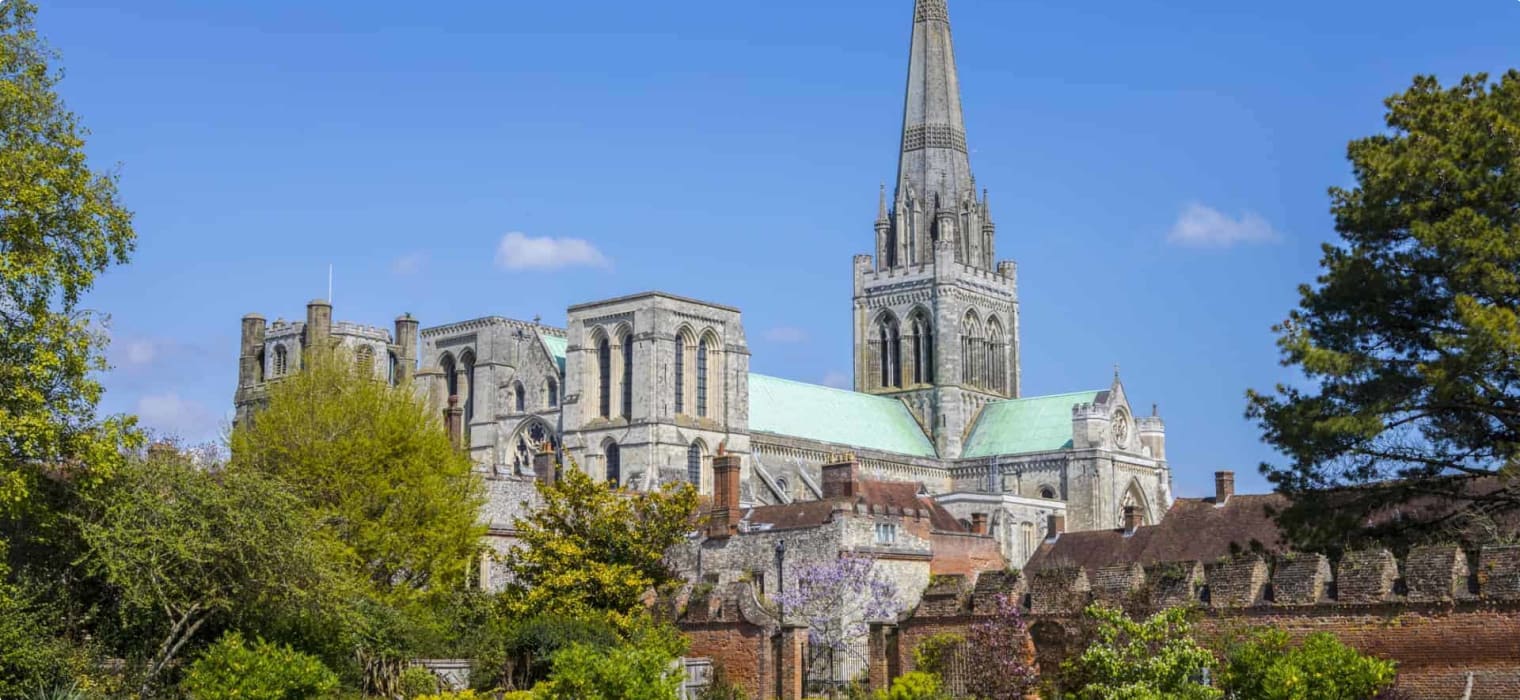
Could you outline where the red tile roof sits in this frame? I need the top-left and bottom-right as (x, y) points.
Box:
(1025, 494), (1288, 571)
(743, 478), (969, 534)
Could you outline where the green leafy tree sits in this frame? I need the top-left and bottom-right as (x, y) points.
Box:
(0, 0), (138, 515)
(76, 447), (341, 698)
(0, 545), (96, 696)
(1219, 628), (1395, 700)
(873, 672), (949, 700)
(534, 623), (687, 700)
(503, 464), (698, 629)
(1062, 605), (1221, 700)
(1247, 70), (1520, 550)
(180, 631), (340, 700)
(229, 348), (485, 595)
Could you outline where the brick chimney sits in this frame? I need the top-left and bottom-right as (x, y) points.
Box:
(821, 453), (861, 500)
(707, 452), (743, 539)
(445, 396), (464, 450)
(1215, 470), (1235, 505)
(970, 513), (989, 535)
(1048, 513), (1065, 540)
(1123, 505), (1143, 535)
(532, 447), (556, 486)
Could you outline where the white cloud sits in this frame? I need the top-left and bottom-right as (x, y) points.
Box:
(822, 371), (851, 389)
(135, 393), (222, 441)
(764, 326), (808, 344)
(1166, 203), (1281, 248)
(495, 232), (611, 271)
(391, 251), (428, 276)
(120, 339), (158, 368)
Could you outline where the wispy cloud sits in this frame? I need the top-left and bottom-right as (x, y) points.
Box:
(764, 326), (808, 344)
(135, 393), (223, 441)
(391, 251), (428, 276)
(1166, 203), (1281, 248)
(822, 371), (851, 389)
(495, 232), (611, 271)
(118, 339), (159, 368)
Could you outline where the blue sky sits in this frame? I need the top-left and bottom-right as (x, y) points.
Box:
(50, 0), (1518, 498)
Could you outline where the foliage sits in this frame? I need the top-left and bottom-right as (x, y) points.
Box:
(963, 593), (1039, 700)
(76, 447), (341, 697)
(873, 672), (948, 700)
(0, 0), (138, 517)
(1246, 70), (1520, 551)
(772, 554), (902, 684)
(503, 463), (697, 629)
(910, 633), (963, 679)
(1218, 628), (1396, 700)
(475, 612), (620, 692)
(180, 631), (339, 700)
(533, 622), (688, 700)
(1062, 605), (1221, 700)
(230, 348), (484, 595)
(0, 548), (97, 697)
(694, 664), (748, 700)
(413, 692), (481, 700)
(398, 666), (439, 699)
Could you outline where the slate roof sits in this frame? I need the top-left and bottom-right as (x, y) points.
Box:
(745, 478), (968, 533)
(962, 390), (1101, 457)
(1024, 494), (1289, 571)
(747, 373), (937, 458)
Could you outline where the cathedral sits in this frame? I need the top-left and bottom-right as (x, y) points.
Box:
(234, 0), (1174, 570)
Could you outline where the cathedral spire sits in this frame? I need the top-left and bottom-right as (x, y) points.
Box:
(896, 0), (974, 212)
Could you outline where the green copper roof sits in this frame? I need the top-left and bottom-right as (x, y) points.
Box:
(962, 390), (1102, 458)
(747, 373), (937, 458)
(538, 333), (567, 373)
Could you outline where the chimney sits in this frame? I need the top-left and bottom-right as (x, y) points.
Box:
(821, 453), (861, 500)
(393, 313), (419, 384)
(1123, 505), (1143, 535)
(1048, 513), (1065, 540)
(532, 447), (556, 486)
(446, 396), (464, 450)
(1215, 471), (1235, 505)
(970, 513), (988, 535)
(707, 452), (743, 539)
(238, 314), (266, 388)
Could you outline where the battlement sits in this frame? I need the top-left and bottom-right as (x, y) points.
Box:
(331, 321), (392, 342)
(900, 545), (1520, 620)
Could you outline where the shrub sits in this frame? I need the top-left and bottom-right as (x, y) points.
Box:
(399, 666), (440, 699)
(181, 631), (339, 700)
(1219, 628), (1396, 700)
(873, 672), (949, 700)
(534, 623), (687, 700)
(695, 664), (748, 700)
(911, 633), (964, 678)
(413, 692), (481, 700)
(1061, 604), (1220, 700)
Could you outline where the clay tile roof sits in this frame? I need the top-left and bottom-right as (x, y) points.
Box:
(1025, 493), (1288, 572)
(742, 477), (971, 534)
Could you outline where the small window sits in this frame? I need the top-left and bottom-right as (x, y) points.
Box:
(547, 378), (559, 407)
(1040, 486), (1057, 500)
(273, 345), (289, 376)
(776, 477), (789, 497)
(875, 523), (898, 546)
(605, 443), (621, 486)
(514, 383), (526, 413)
(356, 346), (375, 377)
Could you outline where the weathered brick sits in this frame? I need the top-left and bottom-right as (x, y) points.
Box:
(1337, 549), (1399, 603)
(1272, 553), (1331, 605)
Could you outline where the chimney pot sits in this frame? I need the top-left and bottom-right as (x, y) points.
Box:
(821, 454), (862, 500)
(1215, 471), (1235, 505)
(970, 513), (988, 535)
(1123, 505), (1143, 534)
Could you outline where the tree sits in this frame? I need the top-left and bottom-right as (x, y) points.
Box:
(229, 348), (485, 596)
(533, 622), (687, 700)
(0, 0), (138, 515)
(1247, 71), (1520, 550)
(76, 447), (341, 698)
(1061, 604), (1221, 700)
(1218, 628), (1396, 700)
(772, 554), (903, 689)
(503, 464), (698, 629)
(963, 593), (1039, 700)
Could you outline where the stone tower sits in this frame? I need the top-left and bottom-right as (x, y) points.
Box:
(854, 0), (1021, 459)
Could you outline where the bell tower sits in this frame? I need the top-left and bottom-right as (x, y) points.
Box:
(853, 0), (1021, 459)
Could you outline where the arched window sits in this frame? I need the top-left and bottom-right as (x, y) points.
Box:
(387, 351), (398, 386)
(255, 349), (265, 383)
(461, 351), (477, 425)
(1039, 486), (1057, 500)
(686, 442), (703, 489)
(596, 336), (612, 419)
(908, 309), (934, 385)
(546, 378), (559, 408)
(875, 314), (902, 389)
(961, 311), (984, 389)
(514, 382), (526, 413)
(509, 419), (559, 475)
(776, 477), (790, 498)
(605, 443), (621, 486)
(356, 346), (375, 377)
(620, 333), (634, 419)
(673, 332), (686, 415)
(1021, 522), (1036, 559)
(697, 337), (711, 418)
(440, 353), (458, 397)
(273, 345), (288, 376)
(986, 316), (1006, 395)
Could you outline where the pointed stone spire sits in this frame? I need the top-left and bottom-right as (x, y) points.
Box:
(877, 183), (890, 222)
(897, 0), (974, 214)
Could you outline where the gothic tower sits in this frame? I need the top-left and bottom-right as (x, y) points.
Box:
(854, 0), (1021, 459)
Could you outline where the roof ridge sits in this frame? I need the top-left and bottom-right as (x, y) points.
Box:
(995, 389), (1106, 404)
(748, 372), (904, 404)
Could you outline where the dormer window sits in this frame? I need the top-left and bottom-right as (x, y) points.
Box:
(875, 523), (898, 546)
